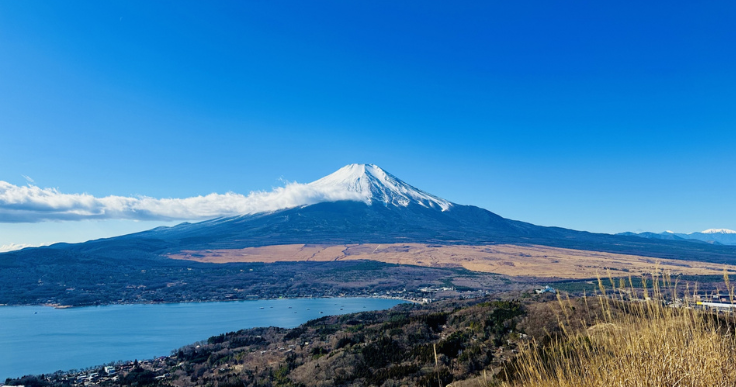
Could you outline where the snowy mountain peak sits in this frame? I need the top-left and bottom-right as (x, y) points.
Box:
(701, 229), (736, 234)
(309, 164), (453, 211)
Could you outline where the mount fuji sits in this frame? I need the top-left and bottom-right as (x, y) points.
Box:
(3, 163), (732, 265)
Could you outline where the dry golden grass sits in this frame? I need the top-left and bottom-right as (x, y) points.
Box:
(504, 274), (736, 387)
(168, 243), (736, 279)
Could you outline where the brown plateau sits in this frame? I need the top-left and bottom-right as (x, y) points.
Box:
(167, 243), (736, 279)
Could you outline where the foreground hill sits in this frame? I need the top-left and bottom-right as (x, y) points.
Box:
(10, 280), (732, 387)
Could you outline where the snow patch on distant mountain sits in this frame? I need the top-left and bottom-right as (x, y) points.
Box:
(702, 229), (736, 234)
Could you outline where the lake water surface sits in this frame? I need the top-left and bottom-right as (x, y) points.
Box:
(0, 297), (405, 380)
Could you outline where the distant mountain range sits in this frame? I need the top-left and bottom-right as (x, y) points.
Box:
(5, 164), (736, 266)
(618, 229), (736, 246)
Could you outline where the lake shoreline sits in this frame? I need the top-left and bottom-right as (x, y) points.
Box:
(1, 297), (409, 380)
(0, 294), (422, 309)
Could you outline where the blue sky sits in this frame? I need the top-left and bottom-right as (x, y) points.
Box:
(1, 1), (736, 248)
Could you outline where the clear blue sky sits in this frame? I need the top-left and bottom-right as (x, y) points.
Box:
(1, 1), (736, 247)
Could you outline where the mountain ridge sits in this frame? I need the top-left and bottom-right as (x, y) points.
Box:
(618, 230), (736, 246)
(5, 164), (736, 266)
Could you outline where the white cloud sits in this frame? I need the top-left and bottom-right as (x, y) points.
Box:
(0, 180), (366, 223)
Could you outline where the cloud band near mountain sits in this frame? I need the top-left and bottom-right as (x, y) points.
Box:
(0, 181), (365, 223)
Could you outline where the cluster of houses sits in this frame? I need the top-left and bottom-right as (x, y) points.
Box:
(72, 367), (116, 385)
(11, 358), (174, 387)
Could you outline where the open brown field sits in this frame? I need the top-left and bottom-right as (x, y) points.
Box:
(168, 243), (736, 279)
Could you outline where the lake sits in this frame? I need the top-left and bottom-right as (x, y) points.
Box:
(0, 297), (406, 380)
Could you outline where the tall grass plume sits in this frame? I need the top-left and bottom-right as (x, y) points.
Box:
(504, 272), (736, 387)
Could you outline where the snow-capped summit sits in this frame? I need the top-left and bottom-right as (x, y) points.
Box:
(308, 164), (453, 211)
(702, 229), (736, 234)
